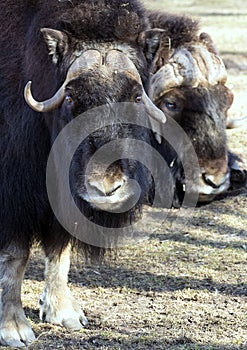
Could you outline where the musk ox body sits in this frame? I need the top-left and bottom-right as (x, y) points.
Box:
(147, 12), (246, 205)
(0, 1), (166, 346)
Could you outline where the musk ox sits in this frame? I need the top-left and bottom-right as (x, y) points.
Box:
(0, 1), (167, 346)
(146, 11), (246, 205)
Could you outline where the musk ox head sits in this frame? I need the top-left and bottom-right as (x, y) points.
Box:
(155, 84), (233, 203)
(147, 29), (235, 203)
(23, 16), (166, 238)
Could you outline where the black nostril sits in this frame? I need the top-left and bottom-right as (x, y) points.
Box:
(105, 184), (122, 196)
(87, 178), (125, 197)
(202, 173), (221, 189)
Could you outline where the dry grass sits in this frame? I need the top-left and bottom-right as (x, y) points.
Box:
(9, 1), (247, 349)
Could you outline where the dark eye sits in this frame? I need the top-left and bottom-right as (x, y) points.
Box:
(135, 95), (142, 103)
(164, 101), (177, 111)
(65, 95), (73, 105)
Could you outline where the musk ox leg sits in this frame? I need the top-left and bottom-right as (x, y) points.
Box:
(39, 244), (88, 330)
(0, 248), (35, 347)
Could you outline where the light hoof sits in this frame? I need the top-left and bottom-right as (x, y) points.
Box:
(0, 311), (36, 348)
(39, 287), (88, 330)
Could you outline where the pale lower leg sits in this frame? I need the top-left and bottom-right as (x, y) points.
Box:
(40, 244), (87, 329)
(0, 247), (35, 347)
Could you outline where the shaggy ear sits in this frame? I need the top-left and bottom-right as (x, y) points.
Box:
(41, 28), (68, 64)
(139, 28), (169, 70)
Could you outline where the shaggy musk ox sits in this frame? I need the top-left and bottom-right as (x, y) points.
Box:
(146, 11), (246, 205)
(0, 1), (167, 347)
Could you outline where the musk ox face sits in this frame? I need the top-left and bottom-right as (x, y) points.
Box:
(65, 71), (155, 216)
(155, 84), (233, 202)
(147, 35), (235, 203)
(70, 124), (152, 217)
(24, 29), (165, 222)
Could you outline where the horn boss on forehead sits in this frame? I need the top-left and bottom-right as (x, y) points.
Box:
(106, 49), (142, 81)
(149, 45), (227, 103)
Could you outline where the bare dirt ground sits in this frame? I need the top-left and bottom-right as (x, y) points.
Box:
(9, 1), (247, 350)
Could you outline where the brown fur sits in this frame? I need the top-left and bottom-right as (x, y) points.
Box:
(146, 10), (239, 204)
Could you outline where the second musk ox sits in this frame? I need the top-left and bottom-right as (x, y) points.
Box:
(0, 0), (167, 347)
(146, 11), (246, 206)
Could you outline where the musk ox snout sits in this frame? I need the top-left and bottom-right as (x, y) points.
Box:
(77, 161), (140, 213)
(198, 156), (230, 200)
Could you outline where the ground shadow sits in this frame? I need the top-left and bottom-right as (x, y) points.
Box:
(67, 263), (247, 297)
(26, 327), (246, 350)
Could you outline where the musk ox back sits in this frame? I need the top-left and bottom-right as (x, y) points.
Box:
(0, 1), (167, 346)
(146, 11), (246, 205)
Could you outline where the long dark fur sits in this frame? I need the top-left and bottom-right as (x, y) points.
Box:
(147, 10), (200, 48)
(0, 0), (150, 258)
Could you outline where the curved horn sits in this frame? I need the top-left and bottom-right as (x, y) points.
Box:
(142, 89), (166, 124)
(24, 50), (101, 113)
(107, 50), (166, 123)
(148, 48), (199, 102)
(24, 81), (66, 112)
(149, 45), (227, 102)
(148, 64), (181, 102)
(192, 45), (227, 85)
(226, 116), (247, 129)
